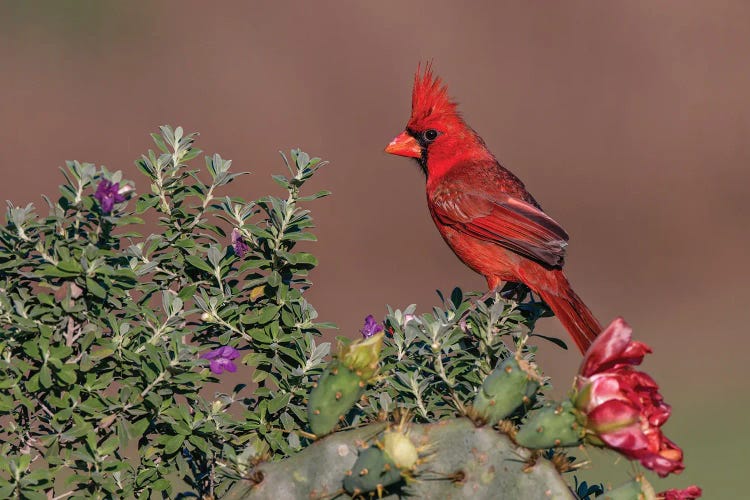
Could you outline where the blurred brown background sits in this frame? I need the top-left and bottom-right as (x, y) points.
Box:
(1, 1), (747, 495)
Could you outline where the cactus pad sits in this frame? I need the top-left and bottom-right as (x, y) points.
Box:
(226, 418), (574, 499)
(473, 356), (540, 424)
(308, 361), (365, 436)
(343, 446), (403, 495)
(515, 400), (584, 449)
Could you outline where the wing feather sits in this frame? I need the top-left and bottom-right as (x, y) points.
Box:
(430, 186), (569, 267)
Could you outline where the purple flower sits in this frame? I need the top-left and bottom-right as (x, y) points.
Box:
(200, 346), (240, 375)
(360, 315), (383, 338)
(94, 179), (127, 214)
(231, 228), (250, 258)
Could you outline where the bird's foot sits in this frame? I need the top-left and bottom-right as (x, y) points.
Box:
(499, 282), (531, 302)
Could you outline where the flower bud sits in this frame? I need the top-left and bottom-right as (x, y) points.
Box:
(383, 431), (418, 470)
(338, 331), (384, 381)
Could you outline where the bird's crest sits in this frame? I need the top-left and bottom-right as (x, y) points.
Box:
(410, 63), (460, 126)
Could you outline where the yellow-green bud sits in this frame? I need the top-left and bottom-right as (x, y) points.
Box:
(338, 331), (384, 380)
(383, 431), (418, 470)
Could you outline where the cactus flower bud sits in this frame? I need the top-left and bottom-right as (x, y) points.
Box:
(338, 331), (384, 381)
(383, 431), (418, 470)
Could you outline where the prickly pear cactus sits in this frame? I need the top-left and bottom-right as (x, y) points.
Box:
(308, 362), (367, 436)
(307, 332), (384, 436)
(473, 356), (541, 424)
(223, 297), (592, 499)
(226, 419), (574, 499)
(222, 295), (699, 499)
(343, 445), (402, 494)
(516, 400), (584, 449)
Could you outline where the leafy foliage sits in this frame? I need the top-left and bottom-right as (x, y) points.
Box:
(0, 127), (331, 498)
(370, 292), (538, 422)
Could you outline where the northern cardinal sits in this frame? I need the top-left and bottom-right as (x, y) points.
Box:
(385, 65), (601, 353)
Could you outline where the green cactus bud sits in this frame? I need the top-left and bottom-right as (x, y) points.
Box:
(473, 356), (541, 424)
(337, 331), (384, 380)
(307, 361), (365, 436)
(515, 400), (584, 449)
(383, 430), (419, 470)
(343, 446), (403, 495)
(603, 475), (656, 500)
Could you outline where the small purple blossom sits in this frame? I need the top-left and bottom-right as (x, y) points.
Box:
(200, 346), (240, 375)
(231, 228), (250, 258)
(93, 179), (127, 214)
(360, 315), (383, 338)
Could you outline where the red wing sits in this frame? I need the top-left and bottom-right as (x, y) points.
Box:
(430, 187), (569, 268)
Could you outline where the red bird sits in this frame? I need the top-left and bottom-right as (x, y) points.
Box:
(385, 65), (601, 353)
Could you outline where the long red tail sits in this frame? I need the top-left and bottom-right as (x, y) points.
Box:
(535, 270), (601, 353)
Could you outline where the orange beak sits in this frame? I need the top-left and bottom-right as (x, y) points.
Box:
(385, 131), (421, 158)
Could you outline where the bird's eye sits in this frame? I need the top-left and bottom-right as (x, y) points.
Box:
(423, 129), (439, 142)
